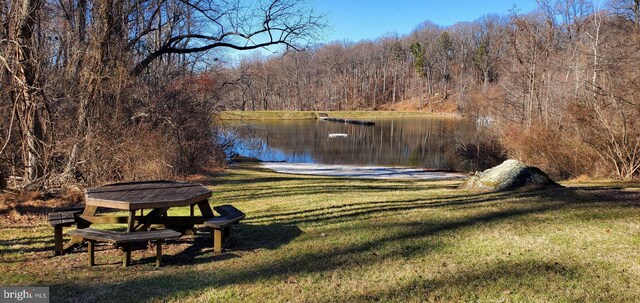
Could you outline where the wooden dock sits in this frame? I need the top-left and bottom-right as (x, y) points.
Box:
(316, 113), (375, 126)
(325, 118), (375, 125)
(316, 112), (329, 120)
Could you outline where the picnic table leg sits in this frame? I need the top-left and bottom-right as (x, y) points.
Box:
(88, 240), (95, 266)
(211, 228), (223, 254)
(135, 207), (170, 231)
(156, 240), (163, 267)
(126, 211), (136, 232)
(63, 206), (97, 254)
(195, 200), (215, 218)
(54, 226), (64, 255)
(122, 245), (131, 268)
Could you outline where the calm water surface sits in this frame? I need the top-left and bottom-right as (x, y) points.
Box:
(228, 117), (476, 169)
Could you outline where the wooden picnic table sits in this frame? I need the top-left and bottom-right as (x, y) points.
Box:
(65, 180), (213, 252)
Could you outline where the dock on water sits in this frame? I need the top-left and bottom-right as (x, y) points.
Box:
(316, 112), (375, 126)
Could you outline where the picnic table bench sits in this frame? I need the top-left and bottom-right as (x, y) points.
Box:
(204, 204), (246, 253)
(69, 228), (181, 267)
(47, 206), (85, 255)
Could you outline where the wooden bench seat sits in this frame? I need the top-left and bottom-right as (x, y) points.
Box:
(69, 228), (181, 267)
(204, 205), (245, 253)
(47, 206), (85, 255)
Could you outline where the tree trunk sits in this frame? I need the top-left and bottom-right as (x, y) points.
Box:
(443, 76), (449, 100)
(11, 0), (46, 185)
(392, 73), (397, 103)
(0, 170), (6, 191)
(483, 69), (489, 90)
(373, 71), (378, 108)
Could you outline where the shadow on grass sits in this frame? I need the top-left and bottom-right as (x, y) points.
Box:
(218, 176), (334, 186)
(166, 223), (303, 266)
(245, 191), (511, 225)
(58, 223), (304, 269)
(36, 172), (640, 302)
(50, 202), (571, 303)
(162, 236), (242, 266)
(216, 181), (442, 202)
(245, 186), (640, 226)
(345, 260), (584, 302)
(0, 234), (56, 255)
(233, 223), (304, 251)
(0, 205), (57, 216)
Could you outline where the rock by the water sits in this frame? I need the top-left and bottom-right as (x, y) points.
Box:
(459, 159), (560, 191)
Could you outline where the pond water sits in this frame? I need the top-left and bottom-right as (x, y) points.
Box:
(226, 117), (477, 170)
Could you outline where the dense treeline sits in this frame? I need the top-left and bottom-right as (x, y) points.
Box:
(226, 0), (640, 179)
(0, 0), (322, 190)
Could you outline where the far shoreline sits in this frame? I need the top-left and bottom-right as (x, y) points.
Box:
(217, 110), (462, 120)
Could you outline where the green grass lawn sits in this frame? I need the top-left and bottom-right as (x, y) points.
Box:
(1, 165), (640, 302)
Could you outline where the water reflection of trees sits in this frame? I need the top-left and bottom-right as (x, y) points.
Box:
(233, 119), (478, 170)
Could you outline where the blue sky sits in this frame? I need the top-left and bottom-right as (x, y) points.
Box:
(314, 0), (539, 42)
(226, 0), (540, 64)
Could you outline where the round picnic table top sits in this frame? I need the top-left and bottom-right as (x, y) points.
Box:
(84, 180), (212, 210)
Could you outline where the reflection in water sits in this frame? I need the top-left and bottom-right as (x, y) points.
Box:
(227, 118), (476, 169)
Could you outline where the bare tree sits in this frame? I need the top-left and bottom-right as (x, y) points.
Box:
(608, 0), (640, 27)
(2, 0), (48, 186)
(0, 0), (326, 189)
(436, 31), (455, 100)
(130, 0), (325, 76)
(574, 9), (640, 178)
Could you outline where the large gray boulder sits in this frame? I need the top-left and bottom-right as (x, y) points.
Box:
(459, 159), (560, 191)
